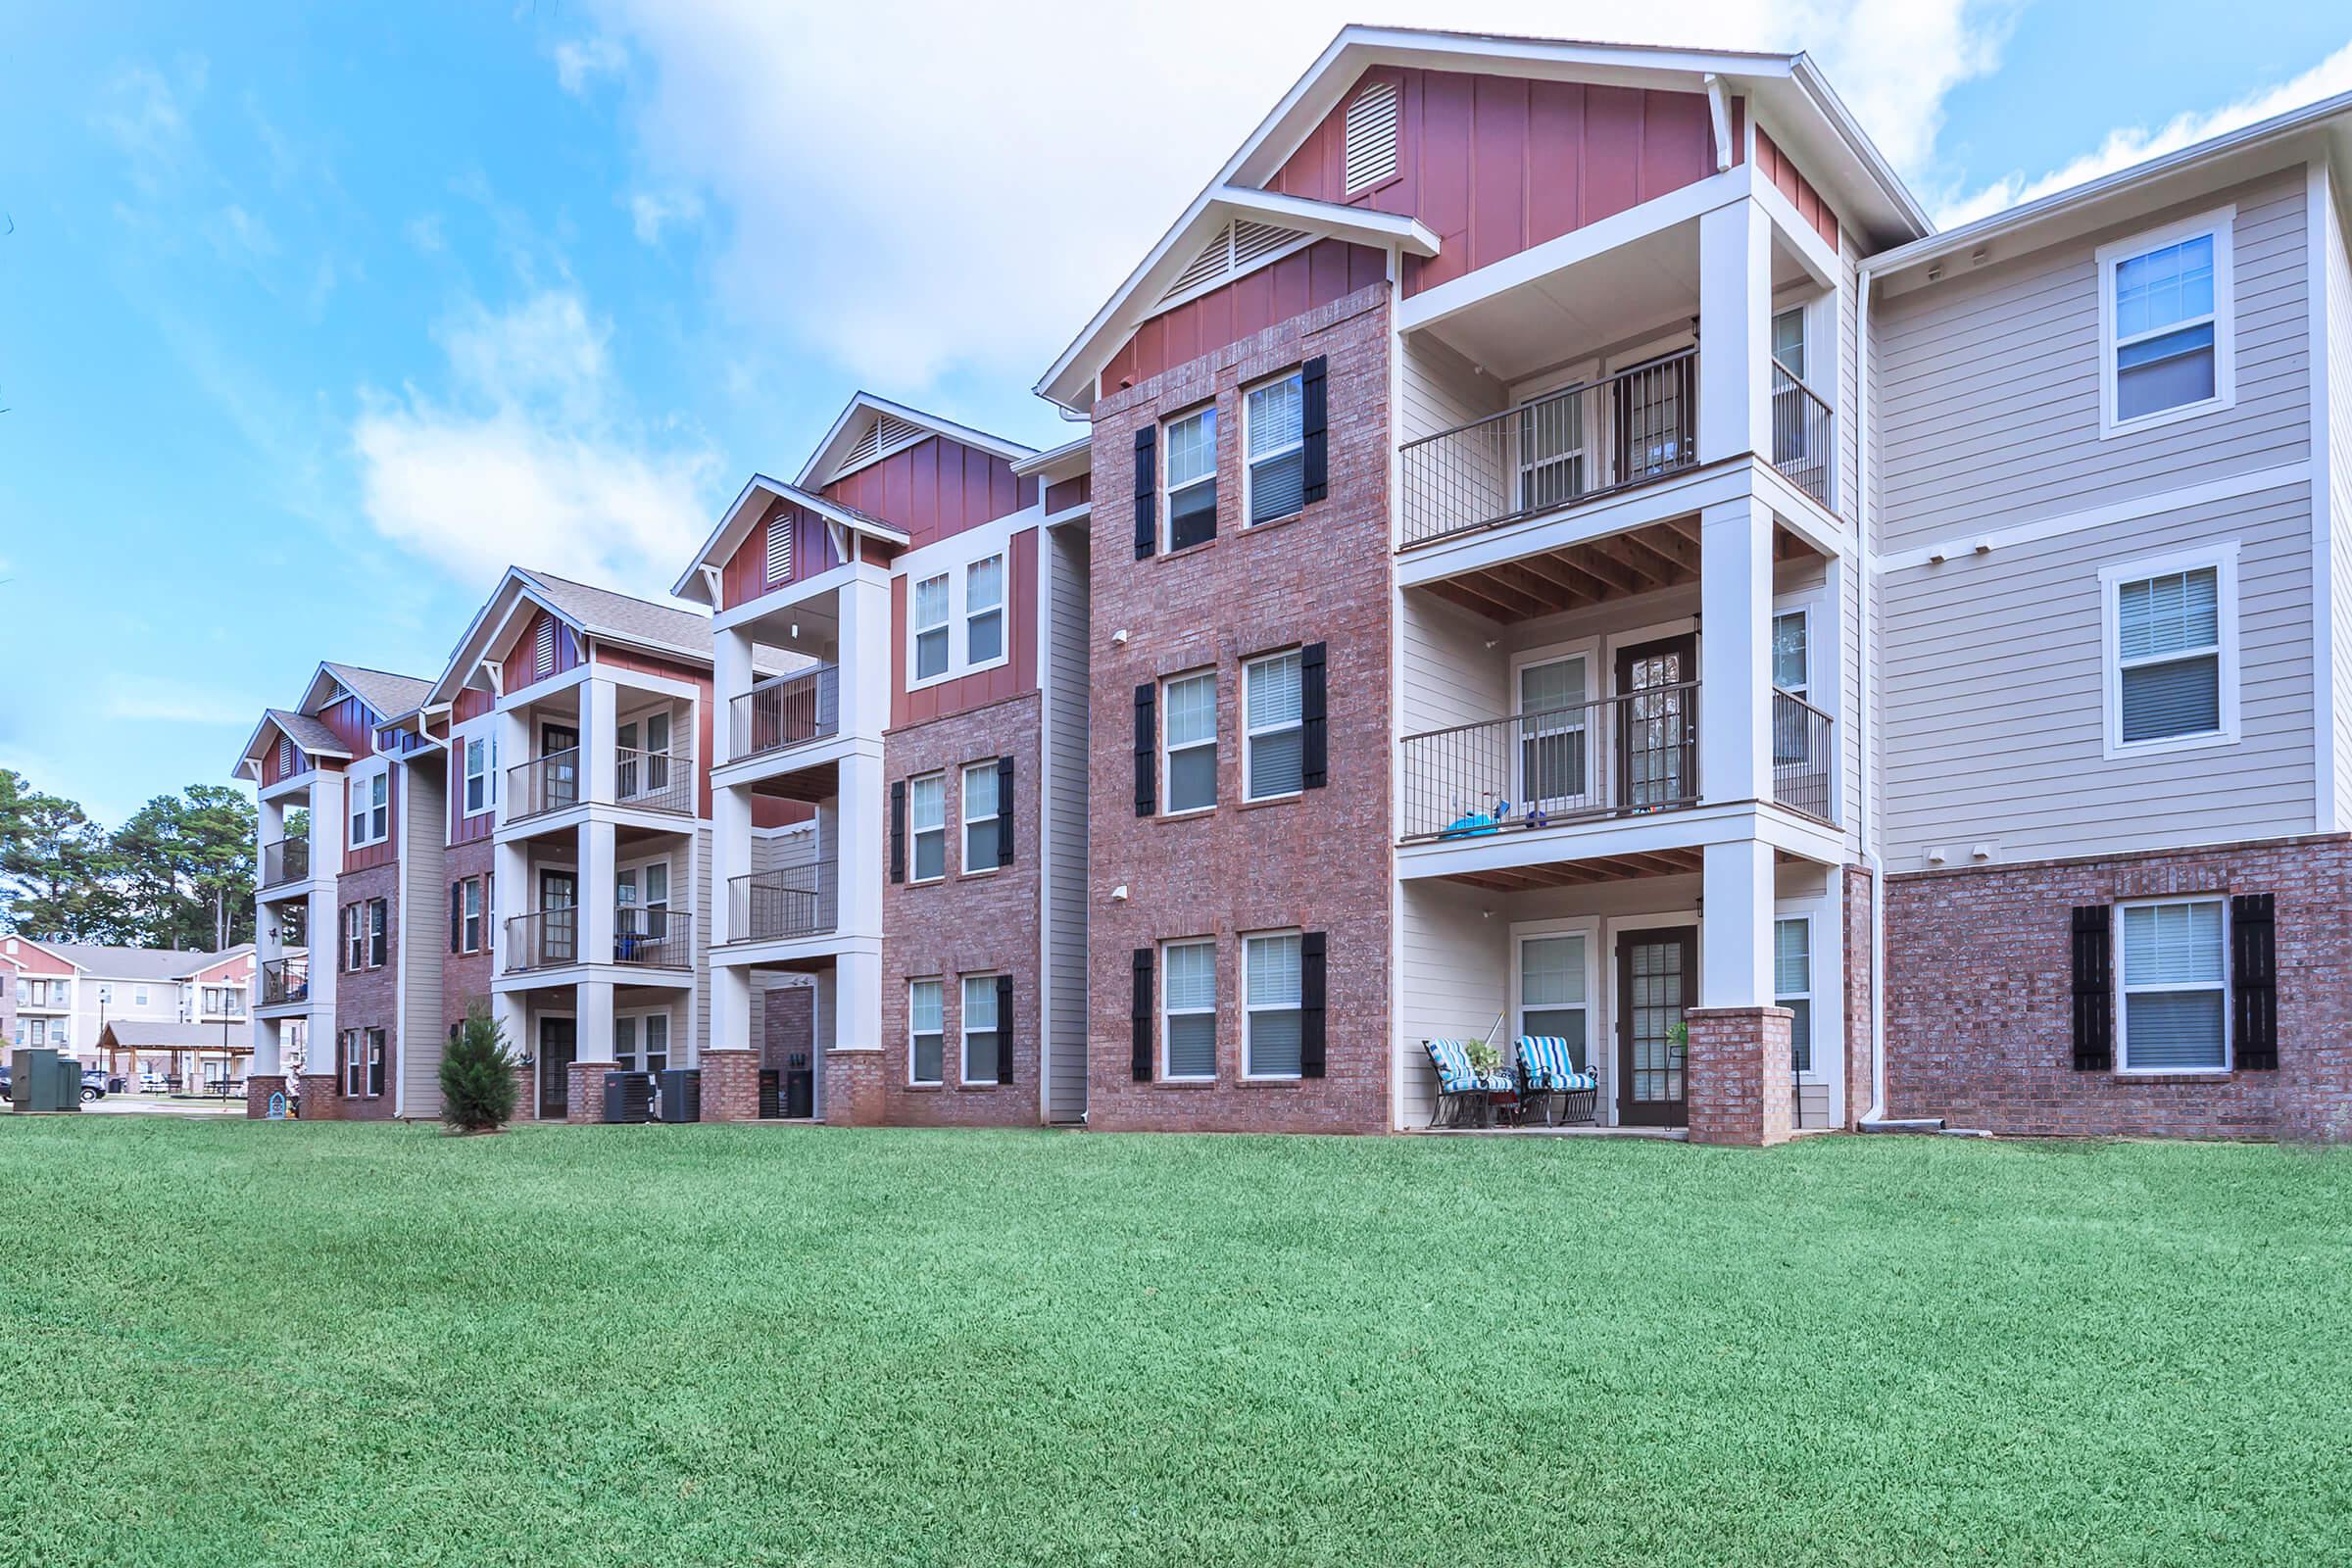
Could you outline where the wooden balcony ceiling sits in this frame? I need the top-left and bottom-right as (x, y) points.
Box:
(751, 759), (837, 805)
(1425, 519), (1817, 624)
(1442, 846), (1705, 891)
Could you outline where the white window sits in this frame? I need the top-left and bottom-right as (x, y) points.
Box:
(1163, 404), (1217, 552)
(464, 737), (489, 815)
(462, 878), (483, 954)
(1515, 655), (1591, 810)
(134, 985), (150, 1007)
(965, 555), (1004, 666)
(1245, 372), (1304, 525)
(1772, 610), (1808, 699)
(912, 573), (951, 682)
(961, 974), (1002, 1083)
(1243, 650), (1303, 801)
(909, 978), (944, 1085)
(1162, 670), (1217, 814)
(2098, 210), (2234, 436)
(1518, 932), (1590, 1068)
(1243, 931), (1301, 1078)
(1343, 76), (1399, 193)
(1775, 918), (1814, 1074)
(612, 1011), (670, 1076)
(765, 515), (792, 585)
(962, 760), (1001, 874)
(1161, 938), (1217, 1080)
(1771, 306), (1807, 382)
(2118, 898), (2229, 1072)
(908, 772), (946, 882)
(349, 770), (389, 848)
(2102, 547), (2236, 756)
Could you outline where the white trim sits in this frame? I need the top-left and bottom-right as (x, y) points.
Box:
(1159, 936), (1218, 1082)
(2114, 895), (2232, 1075)
(1506, 641), (1600, 814)
(906, 769), (948, 884)
(2095, 207), (2237, 440)
(1242, 367), (1306, 528)
(1507, 918), (1601, 1087)
(958, 971), (1005, 1086)
(346, 763), (391, 850)
(907, 975), (946, 1086)
(1161, 401), (1219, 552)
(960, 759), (1003, 874)
(2307, 160), (2338, 832)
(1879, 464), (2305, 573)
(2098, 541), (2240, 760)
(898, 512), (1032, 693)
(1241, 648), (1305, 804)
(1240, 928), (1305, 1081)
(794, 392), (1038, 492)
(1160, 667), (1219, 817)
(1600, 907), (1704, 1129)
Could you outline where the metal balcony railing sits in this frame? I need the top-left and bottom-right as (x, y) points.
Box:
(260, 956), (309, 1006)
(505, 907), (579, 972)
(1399, 683), (1701, 843)
(1770, 363), (1834, 509)
(506, 745), (696, 821)
(730, 665), (839, 761)
(260, 837), (310, 889)
(1400, 349), (1699, 547)
(614, 906), (693, 969)
(508, 747), (581, 823)
(728, 860), (838, 943)
(1771, 689), (1835, 824)
(614, 747), (695, 815)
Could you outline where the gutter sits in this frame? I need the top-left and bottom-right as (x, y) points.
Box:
(1855, 262), (1889, 1126)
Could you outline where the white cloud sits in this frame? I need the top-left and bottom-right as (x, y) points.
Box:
(554, 36), (628, 96)
(1936, 40), (2352, 227)
(204, 203), (278, 263)
(627, 188), (702, 244)
(566, 0), (2016, 388)
(351, 289), (718, 589)
(404, 214), (447, 254)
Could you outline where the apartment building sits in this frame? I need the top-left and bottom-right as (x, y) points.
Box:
(5, 933), (254, 1068)
(238, 26), (2352, 1142)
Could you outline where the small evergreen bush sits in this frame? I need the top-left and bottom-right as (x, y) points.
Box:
(440, 1002), (519, 1132)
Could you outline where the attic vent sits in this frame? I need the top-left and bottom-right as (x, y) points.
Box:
(277, 736), (294, 773)
(1344, 78), (1400, 193)
(534, 618), (556, 678)
(841, 413), (924, 474)
(765, 514), (792, 584)
(1158, 219), (1310, 305)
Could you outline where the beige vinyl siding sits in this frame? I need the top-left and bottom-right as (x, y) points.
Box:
(398, 761), (447, 1118)
(1398, 330), (1501, 443)
(1397, 590), (1507, 742)
(1882, 483), (2315, 865)
(1876, 171), (2312, 556)
(690, 824), (712, 1058)
(1042, 525), (1091, 1124)
(2324, 172), (2352, 828)
(1394, 877), (1508, 1128)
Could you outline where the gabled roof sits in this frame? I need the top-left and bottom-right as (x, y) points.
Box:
(99, 1019), (255, 1052)
(16, 939), (252, 983)
(232, 707), (351, 782)
(425, 565), (712, 707)
(1035, 24), (1931, 412)
(669, 473), (913, 606)
(320, 663), (432, 721)
(794, 391), (1038, 492)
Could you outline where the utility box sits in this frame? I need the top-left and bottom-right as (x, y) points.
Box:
(656, 1068), (701, 1123)
(784, 1051), (813, 1119)
(602, 1072), (653, 1124)
(10, 1050), (77, 1113)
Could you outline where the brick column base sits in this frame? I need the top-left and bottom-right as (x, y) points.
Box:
(245, 1075), (289, 1120)
(701, 1049), (761, 1122)
(296, 1075), (343, 1121)
(823, 1049), (885, 1127)
(1685, 1005), (1794, 1147)
(566, 1061), (615, 1125)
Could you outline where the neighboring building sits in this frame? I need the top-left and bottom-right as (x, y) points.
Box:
(4, 934), (254, 1065)
(235, 27), (2352, 1142)
(97, 1019), (256, 1090)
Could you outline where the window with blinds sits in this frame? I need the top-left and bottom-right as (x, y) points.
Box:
(1244, 931), (1302, 1078)
(2118, 898), (2228, 1070)
(909, 978), (944, 1084)
(1162, 938), (1217, 1080)
(1518, 933), (1588, 1069)
(1774, 919), (1813, 1073)
(1244, 650), (1303, 801)
(2114, 563), (2223, 744)
(1344, 78), (1400, 193)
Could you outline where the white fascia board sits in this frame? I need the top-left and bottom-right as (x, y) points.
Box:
(427, 568), (540, 708)
(709, 558), (885, 637)
(1218, 186), (1442, 255)
(1747, 165), (1840, 287)
(793, 391), (1039, 491)
(1009, 435), (1092, 480)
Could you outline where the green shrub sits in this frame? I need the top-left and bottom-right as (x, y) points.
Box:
(440, 1002), (518, 1132)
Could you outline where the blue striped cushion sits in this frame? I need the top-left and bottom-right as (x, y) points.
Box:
(1423, 1039), (1506, 1096)
(1516, 1036), (1598, 1093)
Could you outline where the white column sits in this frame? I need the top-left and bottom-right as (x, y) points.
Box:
(576, 980), (615, 1064)
(711, 963), (753, 1054)
(835, 752), (884, 940)
(304, 775), (341, 1059)
(712, 784), (752, 945)
(713, 625), (753, 766)
(1698, 196), (1772, 465)
(837, 572), (891, 740)
(492, 991), (526, 1061)
(494, 838), (527, 975)
(835, 949), (881, 1054)
(1700, 838), (1776, 1008)
(253, 1015), (283, 1077)
(1699, 496), (1773, 807)
(581, 819), (616, 966)
(584, 677), (618, 806)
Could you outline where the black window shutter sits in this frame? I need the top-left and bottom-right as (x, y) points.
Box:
(1133, 682), (1157, 816)
(996, 756), (1015, 865)
(1300, 641), (1328, 790)
(996, 973), (1015, 1085)
(1299, 354), (1329, 504)
(1131, 948), (1154, 1081)
(2071, 905), (2112, 1071)
(1300, 930), (1327, 1078)
(449, 881), (462, 955)
(2231, 893), (2278, 1070)
(1132, 424), (1157, 560)
(889, 780), (906, 884)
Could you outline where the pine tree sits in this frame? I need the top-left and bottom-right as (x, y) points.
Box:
(440, 1002), (519, 1132)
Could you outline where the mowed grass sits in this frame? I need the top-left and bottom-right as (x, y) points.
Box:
(2, 1122), (2348, 1567)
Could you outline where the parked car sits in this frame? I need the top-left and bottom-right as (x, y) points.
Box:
(79, 1069), (113, 1102)
(138, 1071), (169, 1093)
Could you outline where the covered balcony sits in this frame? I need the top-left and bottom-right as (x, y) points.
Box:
(259, 956), (309, 1007)
(258, 836), (311, 893)
(499, 674), (699, 833)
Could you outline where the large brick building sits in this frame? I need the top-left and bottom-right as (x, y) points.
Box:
(236, 27), (2352, 1142)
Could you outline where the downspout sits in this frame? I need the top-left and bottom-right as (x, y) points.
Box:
(1855, 263), (1889, 1125)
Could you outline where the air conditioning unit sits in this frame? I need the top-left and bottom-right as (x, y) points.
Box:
(602, 1071), (654, 1124)
(656, 1068), (702, 1123)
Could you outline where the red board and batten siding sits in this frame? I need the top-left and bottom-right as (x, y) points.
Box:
(507, 608), (584, 693)
(1101, 239), (1386, 395)
(1264, 69), (1723, 296)
(720, 499), (843, 612)
(1752, 123), (1840, 249)
(823, 435), (1037, 554)
(446, 687), (496, 846)
(318, 695), (379, 759)
(259, 728), (312, 787)
(889, 528), (1039, 728)
(1044, 473), (1091, 514)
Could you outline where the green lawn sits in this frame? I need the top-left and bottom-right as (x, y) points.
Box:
(2, 1122), (2347, 1566)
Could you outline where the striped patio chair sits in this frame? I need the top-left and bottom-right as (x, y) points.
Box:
(1422, 1039), (1515, 1128)
(1514, 1036), (1600, 1127)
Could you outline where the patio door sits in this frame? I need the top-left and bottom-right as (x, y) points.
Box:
(541, 722), (580, 810)
(1616, 926), (1694, 1126)
(537, 1016), (575, 1120)
(1615, 635), (1697, 811)
(539, 869), (577, 964)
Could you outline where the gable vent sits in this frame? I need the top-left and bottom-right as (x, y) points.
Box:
(1158, 219), (1310, 306)
(840, 412), (925, 475)
(765, 514), (792, 584)
(1344, 78), (1400, 193)
(534, 617), (556, 678)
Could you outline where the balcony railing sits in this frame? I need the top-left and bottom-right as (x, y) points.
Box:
(260, 956), (309, 1006)
(614, 747), (695, 815)
(728, 860), (838, 943)
(1400, 349), (1699, 548)
(505, 906), (579, 972)
(614, 906), (693, 969)
(508, 747), (581, 823)
(1400, 683), (1701, 843)
(260, 837), (310, 889)
(1771, 690), (1835, 824)
(730, 665), (839, 761)
(1770, 364), (1834, 509)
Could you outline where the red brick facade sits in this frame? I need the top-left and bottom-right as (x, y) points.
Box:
(441, 839), (495, 1040)
(1084, 283), (1395, 1134)
(1686, 1005), (1794, 1147)
(702, 1048), (760, 1122)
(875, 692), (1045, 1126)
(331, 862), (401, 1120)
(1883, 836), (2352, 1139)
(244, 1073), (288, 1119)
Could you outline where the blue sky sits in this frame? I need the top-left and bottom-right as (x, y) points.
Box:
(3, 1), (2347, 824)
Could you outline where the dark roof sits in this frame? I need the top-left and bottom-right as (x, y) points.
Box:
(30, 943), (252, 982)
(519, 568), (711, 660)
(267, 709), (349, 757)
(323, 663), (434, 719)
(97, 1020), (256, 1051)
